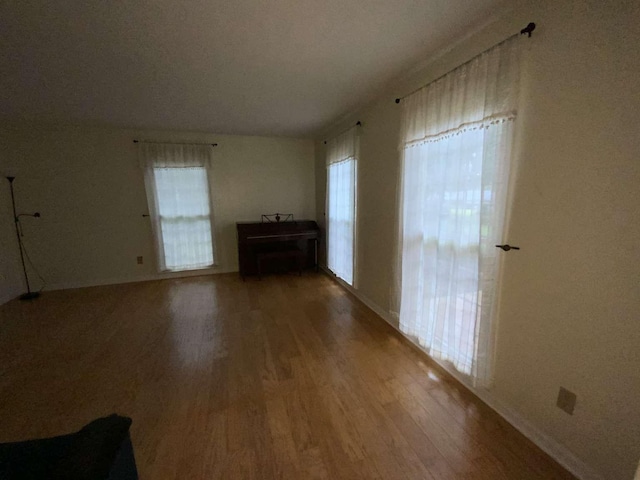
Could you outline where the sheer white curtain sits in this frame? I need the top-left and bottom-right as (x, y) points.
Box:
(326, 127), (358, 285)
(139, 143), (217, 272)
(397, 37), (521, 386)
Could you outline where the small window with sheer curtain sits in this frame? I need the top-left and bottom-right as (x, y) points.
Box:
(326, 127), (358, 286)
(139, 143), (216, 272)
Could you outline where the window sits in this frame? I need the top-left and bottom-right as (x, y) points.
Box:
(153, 166), (214, 270)
(326, 127), (358, 286)
(396, 37), (521, 386)
(140, 143), (216, 272)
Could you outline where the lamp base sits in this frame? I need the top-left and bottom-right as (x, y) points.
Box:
(19, 291), (40, 301)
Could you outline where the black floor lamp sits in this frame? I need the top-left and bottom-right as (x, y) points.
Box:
(6, 176), (41, 300)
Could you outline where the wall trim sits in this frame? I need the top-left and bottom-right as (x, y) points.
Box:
(44, 267), (238, 292)
(320, 266), (603, 480)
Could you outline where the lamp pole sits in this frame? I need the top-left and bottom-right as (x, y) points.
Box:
(6, 176), (40, 300)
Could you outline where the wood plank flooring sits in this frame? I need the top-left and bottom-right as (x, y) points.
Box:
(0, 273), (576, 479)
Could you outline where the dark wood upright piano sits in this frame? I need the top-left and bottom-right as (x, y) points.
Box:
(236, 220), (319, 279)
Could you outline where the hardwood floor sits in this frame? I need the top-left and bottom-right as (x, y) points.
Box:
(0, 273), (575, 479)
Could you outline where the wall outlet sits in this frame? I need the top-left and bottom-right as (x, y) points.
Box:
(137, 256), (143, 265)
(556, 387), (577, 415)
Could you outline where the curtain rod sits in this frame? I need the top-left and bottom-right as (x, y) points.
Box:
(395, 22), (536, 104)
(133, 140), (218, 147)
(323, 121), (362, 145)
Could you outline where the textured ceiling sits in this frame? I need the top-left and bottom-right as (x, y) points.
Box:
(1, 0), (504, 137)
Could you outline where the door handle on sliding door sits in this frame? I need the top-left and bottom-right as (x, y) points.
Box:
(495, 244), (520, 251)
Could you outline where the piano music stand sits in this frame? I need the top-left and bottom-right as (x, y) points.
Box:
(261, 213), (294, 223)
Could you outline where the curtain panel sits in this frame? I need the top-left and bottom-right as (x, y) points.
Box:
(139, 143), (217, 272)
(326, 127), (358, 286)
(399, 37), (521, 148)
(396, 37), (521, 387)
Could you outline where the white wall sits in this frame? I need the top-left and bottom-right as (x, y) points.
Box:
(0, 124), (315, 296)
(315, 1), (640, 479)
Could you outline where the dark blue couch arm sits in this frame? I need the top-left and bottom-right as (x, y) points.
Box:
(0, 415), (138, 480)
(107, 432), (138, 480)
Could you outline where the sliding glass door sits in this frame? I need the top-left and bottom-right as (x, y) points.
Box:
(397, 37), (521, 386)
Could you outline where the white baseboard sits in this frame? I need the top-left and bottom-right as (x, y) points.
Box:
(320, 267), (603, 480)
(44, 267), (238, 292)
(2, 269), (238, 304)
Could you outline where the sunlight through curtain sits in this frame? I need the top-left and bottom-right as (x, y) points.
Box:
(326, 127), (358, 286)
(397, 37), (521, 386)
(140, 143), (216, 272)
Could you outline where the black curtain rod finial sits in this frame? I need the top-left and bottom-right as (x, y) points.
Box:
(521, 22), (536, 37)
